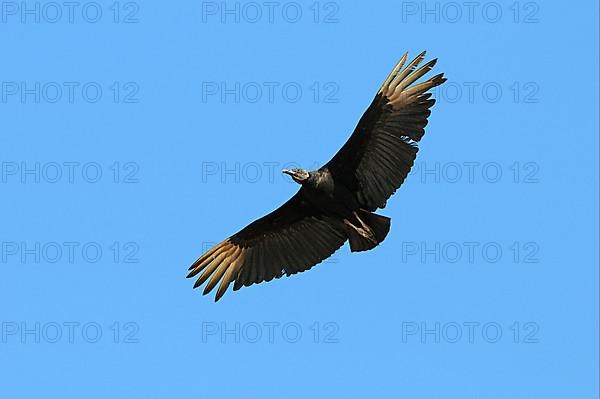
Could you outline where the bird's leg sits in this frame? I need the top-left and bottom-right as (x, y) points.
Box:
(352, 211), (371, 232)
(343, 216), (377, 244)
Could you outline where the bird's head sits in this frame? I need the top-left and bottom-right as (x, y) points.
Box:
(282, 168), (310, 184)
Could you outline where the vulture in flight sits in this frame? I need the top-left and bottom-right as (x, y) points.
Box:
(188, 51), (446, 301)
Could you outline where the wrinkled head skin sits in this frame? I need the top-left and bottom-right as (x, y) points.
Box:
(282, 168), (310, 184)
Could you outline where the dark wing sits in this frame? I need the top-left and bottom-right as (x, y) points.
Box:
(187, 190), (347, 301)
(325, 51), (446, 211)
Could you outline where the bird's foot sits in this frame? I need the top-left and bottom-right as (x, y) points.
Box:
(343, 219), (377, 244)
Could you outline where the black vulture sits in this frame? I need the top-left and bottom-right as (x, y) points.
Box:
(188, 51), (446, 301)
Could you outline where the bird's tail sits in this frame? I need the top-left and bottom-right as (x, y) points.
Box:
(346, 210), (391, 252)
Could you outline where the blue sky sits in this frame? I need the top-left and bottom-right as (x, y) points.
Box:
(0, 1), (598, 398)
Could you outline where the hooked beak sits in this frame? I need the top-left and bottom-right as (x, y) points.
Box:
(281, 169), (294, 177)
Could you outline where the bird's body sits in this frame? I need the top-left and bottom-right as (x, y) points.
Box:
(188, 51), (446, 301)
(286, 168), (388, 250)
(299, 168), (358, 218)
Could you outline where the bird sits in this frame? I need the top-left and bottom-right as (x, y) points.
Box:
(188, 51), (446, 301)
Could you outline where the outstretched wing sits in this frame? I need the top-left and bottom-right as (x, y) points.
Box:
(187, 190), (347, 301)
(325, 51), (446, 211)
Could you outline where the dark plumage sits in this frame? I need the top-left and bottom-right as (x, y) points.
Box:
(188, 51), (446, 301)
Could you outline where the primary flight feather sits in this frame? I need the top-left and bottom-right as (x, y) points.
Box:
(188, 51), (446, 301)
